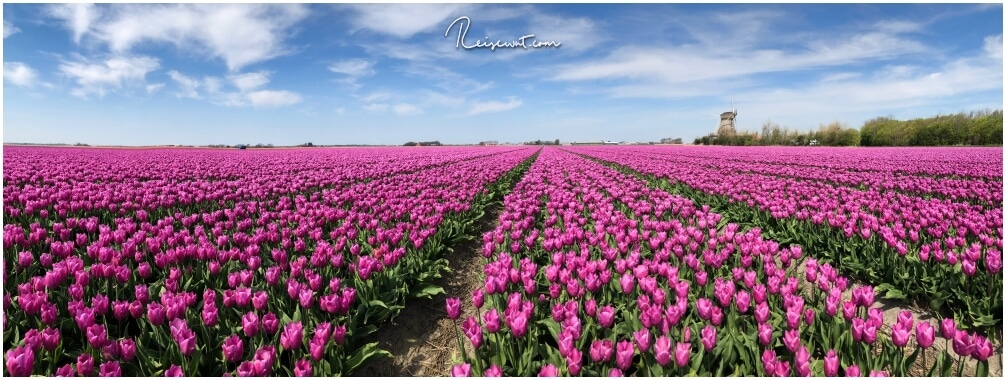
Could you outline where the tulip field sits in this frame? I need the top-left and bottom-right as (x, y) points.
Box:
(3, 145), (1002, 377)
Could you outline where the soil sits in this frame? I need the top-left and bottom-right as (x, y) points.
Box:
(354, 207), (498, 377)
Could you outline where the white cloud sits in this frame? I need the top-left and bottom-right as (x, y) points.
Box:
(983, 34), (1002, 60)
(59, 55), (160, 97)
(50, 4), (307, 71)
(247, 90), (302, 108)
(360, 91), (391, 103)
(4, 62), (38, 87)
(347, 4), (471, 38)
(167, 69), (301, 107)
(4, 20), (21, 39)
(229, 71), (270, 92)
(328, 59), (375, 78)
(392, 103), (424, 116)
(48, 4), (100, 43)
(528, 14), (601, 52)
(167, 70), (201, 98)
(466, 97), (522, 116)
(146, 83), (164, 94)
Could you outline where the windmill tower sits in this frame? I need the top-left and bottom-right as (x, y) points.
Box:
(716, 101), (737, 137)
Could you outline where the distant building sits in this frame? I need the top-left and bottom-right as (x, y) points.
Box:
(715, 102), (737, 137)
(479, 141), (499, 146)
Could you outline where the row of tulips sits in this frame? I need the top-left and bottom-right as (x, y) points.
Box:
(570, 146), (1003, 337)
(3, 146), (515, 223)
(448, 147), (996, 377)
(3, 146), (538, 376)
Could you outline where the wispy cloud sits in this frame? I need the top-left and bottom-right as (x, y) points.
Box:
(346, 4), (472, 39)
(247, 90), (302, 108)
(58, 55), (160, 98)
(167, 70), (200, 98)
(466, 96), (522, 116)
(47, 4), (100, 43)
(49, 4), (308, 71)
(392, 103), (423, 116)
(166, 69), (301, 107)
(4, 62), (38, 87)
(328, 59), (376, 78)
(3, 20), (21, 39)
(552, 23), (929, 98)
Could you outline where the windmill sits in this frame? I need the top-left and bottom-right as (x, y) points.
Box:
(713, 100), (737, 137)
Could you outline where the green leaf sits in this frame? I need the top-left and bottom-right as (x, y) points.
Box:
(976, 360), (989, 377)
(343, 342), (392, 375)
(409, 283), (445, 299)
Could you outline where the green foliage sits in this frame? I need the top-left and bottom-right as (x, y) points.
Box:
(860, 109), (1002, 146)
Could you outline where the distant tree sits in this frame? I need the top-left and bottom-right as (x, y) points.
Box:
(554, 139), (560, 145)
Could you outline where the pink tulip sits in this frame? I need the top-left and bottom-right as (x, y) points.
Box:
(241, 312), (259, 337)
(55, 363), (74, 377)
(940, 318), (956, 340)
(262, 312), (279, 335)
(280, 322), (304, 350)
(590, 339), (614, 362)
(165, 365), (184, 377)
(5, 345), (34, 377)
(824, 349), (839, 377)
(700, 325), (716, 352)
(846, 365), (861, 377)
(598, 305), (616, 328)
(293, 359), (312, 377)
(446, 298), (462, 320)
(484, 364), (502, 377)
(633, 329), (652, 353)
(615, 340), (634, 371)
(454, 361), (472, 377)
(77, 353), (94, 376)
(98, 361), (121, 377)
(674, 342), (691, 367)
(915, 321), (935, 349)
(654, 335), (672, 366)
(223, 335), (244, 363)
(795, 345), (811, 376)
(538, 363), (558, 377)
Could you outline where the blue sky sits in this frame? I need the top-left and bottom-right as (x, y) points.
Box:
(3, 3), (1003, 146)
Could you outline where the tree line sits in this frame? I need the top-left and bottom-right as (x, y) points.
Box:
(695, 121), (861, 147)
(859, 110), (1002, 146)
(694, 109), (1002, 147)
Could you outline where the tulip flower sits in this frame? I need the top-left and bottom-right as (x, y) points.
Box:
(223, 335), (244, 363)
(795, 345), (811, 376)
(823, 349), (839, 377)
(633, 329), (652, 353)
(674, 342), (691, 368)
(98, 361), (121, 377)
(242, 312), (260, 337)
(940, 318), (956, 340)
(6, 345), (34, 377)
(484, 364), (503, 377)
(615, 340), (634, 371)
(700, 325), (716, 352)
(654, 335), (672, 366)
(55, 363), (74, 377)
(280, 321), (304, 350)
(446, 298), (462, 320)
(77, 354), (94, 376)
(452, 361), (470, 377)
(598, 305), (616, 328)
(590, 339), (614, 362)
(262, 312), (280, 336)
(165, 365), (184, 377)
(293, 359), (312, 377)
(538, 363), (558, 377)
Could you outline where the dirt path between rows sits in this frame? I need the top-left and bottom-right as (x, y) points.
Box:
(354, 207), (497, 377)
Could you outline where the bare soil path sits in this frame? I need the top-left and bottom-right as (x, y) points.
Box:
(354, 207), (498, 377)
